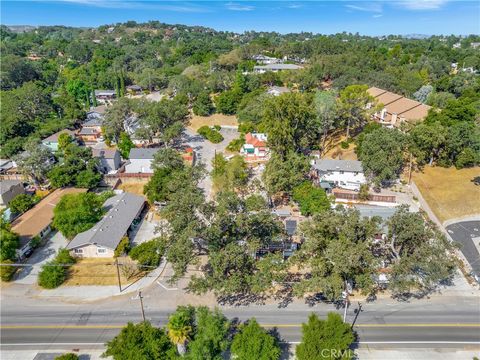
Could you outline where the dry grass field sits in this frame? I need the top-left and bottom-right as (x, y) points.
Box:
(412, 166), (480, 223)
(117, 181), (148, 196)
(64, 258), (144, 286)
(188, 113), (238, 132)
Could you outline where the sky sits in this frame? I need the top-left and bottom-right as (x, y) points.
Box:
(1, 0), (479, 35)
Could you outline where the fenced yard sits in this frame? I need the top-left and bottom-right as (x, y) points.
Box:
(412, 166), (480, 223)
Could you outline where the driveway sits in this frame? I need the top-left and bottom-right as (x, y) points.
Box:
(183, 127), (239, 199)
(129, 215), (159, 246)
(446, 221), (480, 278)
(14, 231), (67, 285)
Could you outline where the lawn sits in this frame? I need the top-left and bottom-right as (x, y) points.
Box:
(188, 113), (238, 132)
(63, 257), (144, 286)
(412, 166), (480, 223)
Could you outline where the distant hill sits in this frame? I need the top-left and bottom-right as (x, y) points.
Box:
(7, 25), (38, 33)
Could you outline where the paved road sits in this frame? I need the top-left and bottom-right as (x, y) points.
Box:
(446, 221), (480, 278)
(1, 295), (479, 350)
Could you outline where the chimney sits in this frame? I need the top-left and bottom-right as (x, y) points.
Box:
(380, 108), (387, 120)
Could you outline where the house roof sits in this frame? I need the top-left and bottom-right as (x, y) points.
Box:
(66, 192), (145, 251)
(11, 188), (87, 247)
(245, 133), (267, 147)
(83, 117), (104, 127)
(254, 64), (303, 70)
(42, 129), (76, 143)
(0, 159), (15, 172)
(95, 90), (116, 96)
(367, 87), (431, 124)
(285, 219), (297, 236)
(78, 127), (100, 135)
(127, 85), (142, 91)
(0, 180), (22, 195)
(354, 205), (397, 221)
(128, 148), (160, 160)
(92, 148), (119, 159)
(313, 159), (363, 173)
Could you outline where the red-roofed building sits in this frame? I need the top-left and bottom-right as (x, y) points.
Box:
(241, 133), (269, 160)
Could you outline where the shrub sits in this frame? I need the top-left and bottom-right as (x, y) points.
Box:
(197, 126), (224, 144)
(0, 260), (17, 282)
(38, 262), (66, 289)
(245, 194), (267, 212)
(54, 354), (79, 360)
(55, 248), (76, 265)
(114, 236), (131, 257)
(213, 124), (221, 131)
(340, 141), (350, 149)
(226, 137), (245, 152)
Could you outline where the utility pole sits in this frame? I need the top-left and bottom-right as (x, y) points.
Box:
(138, 291), (146, 322)
(343, 280), (349, 323)
(115, 258), (122, 293)
(408, 152), (413, 185)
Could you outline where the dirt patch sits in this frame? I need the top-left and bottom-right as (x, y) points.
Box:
(188, 113), (238, 132)
(64, 257), (144, 286)
(412, 166), (480, 223)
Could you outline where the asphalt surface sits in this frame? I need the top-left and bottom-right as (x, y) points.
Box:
(1, 295), (479, 350)
(446, 221), (480, 276)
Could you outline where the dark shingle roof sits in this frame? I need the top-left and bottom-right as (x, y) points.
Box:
(66, 193), (145, 251)
(92, 148), (119, 159)
(0, 180), (22, 195)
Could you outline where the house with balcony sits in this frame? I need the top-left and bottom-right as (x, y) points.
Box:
(367, 87), (431, 128)
(311, 159), (366, 191)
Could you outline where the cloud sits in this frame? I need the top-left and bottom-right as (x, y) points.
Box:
(345, 2), (383, 13)
(373, 14), (383, 18)
(51, 0), (210, 12)
(394, 0), (450, 10)
(225, 2), (255, 11)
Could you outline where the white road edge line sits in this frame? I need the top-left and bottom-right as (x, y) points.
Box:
(2, 341), (480, 346)
(156, 280), (178, 291)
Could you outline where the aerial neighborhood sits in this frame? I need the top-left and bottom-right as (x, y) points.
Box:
(0, 14), (479, 360)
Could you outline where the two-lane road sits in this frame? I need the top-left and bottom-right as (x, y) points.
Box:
(1, 296), (479, 350)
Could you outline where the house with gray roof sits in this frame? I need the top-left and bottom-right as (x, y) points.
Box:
(0, 180), (24, 207)
(66, 192), (145, 258)
(253, 63), (303, 73)
(124, 148), (160, 174)
(92, 148), (121, 173)
(312, 159), (366, 191)
(267, 86), (290, 96)
(94, 90), (116, 103)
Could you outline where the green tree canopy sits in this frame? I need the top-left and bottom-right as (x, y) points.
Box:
(296, 313), (355, 360)
(103, 322), (174, 360)
(292, 181), (330, 216)
(263, 152), (310, 195)
(52, 192), (105, 239)
(231, 318), (281, 360)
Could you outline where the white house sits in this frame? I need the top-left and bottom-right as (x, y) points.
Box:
(252, 54), (282, 65)
(124, 148), (160, 174)
(240, 133), (269, 160)
(312, 159), (366, 191)
(267, 86), (290, 96)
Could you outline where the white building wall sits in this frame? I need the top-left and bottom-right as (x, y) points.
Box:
(125, 159), (154, 173)
(321, 170), (366, 191)
(70, 244), (115, 258)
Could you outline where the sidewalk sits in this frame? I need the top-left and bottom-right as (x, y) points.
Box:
(35, 260), (167, 302)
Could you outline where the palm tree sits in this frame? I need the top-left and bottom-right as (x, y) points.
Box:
(167, 312), (192, 356)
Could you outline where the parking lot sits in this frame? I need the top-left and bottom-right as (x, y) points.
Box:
(446, 220), (480, 279)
